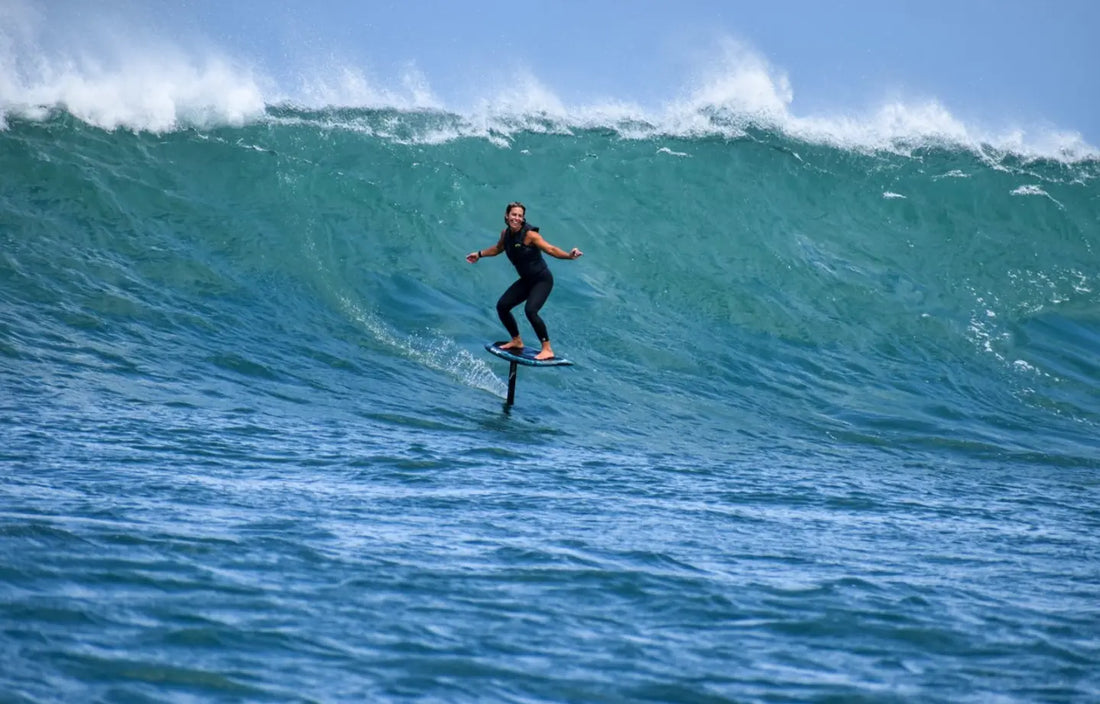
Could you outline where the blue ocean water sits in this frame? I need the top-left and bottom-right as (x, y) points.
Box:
(2, 100), (1099, 702)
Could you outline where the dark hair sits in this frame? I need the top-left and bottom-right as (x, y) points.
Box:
(505, 201), (526, 217)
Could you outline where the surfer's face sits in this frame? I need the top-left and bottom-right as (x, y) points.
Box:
(506, 207), (525, 230)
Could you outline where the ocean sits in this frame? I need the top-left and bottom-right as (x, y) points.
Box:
(2, 100), (1099, 702)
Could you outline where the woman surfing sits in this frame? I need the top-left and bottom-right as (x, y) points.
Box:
(466, 202), (582, 360)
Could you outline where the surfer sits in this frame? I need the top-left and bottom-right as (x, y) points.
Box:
(466, 202), (582, 360)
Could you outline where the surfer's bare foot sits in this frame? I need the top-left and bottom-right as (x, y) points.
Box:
(535, 344), (554, 360)
(500, 338), (524, 350)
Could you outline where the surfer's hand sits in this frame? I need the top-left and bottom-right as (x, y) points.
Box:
(569, 248), (583, 259)
(466, 251), (480, 263)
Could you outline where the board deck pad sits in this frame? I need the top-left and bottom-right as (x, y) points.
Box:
(485, 342), (573, 367)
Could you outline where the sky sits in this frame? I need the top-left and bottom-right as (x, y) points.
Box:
(5, 0), (1099, 148)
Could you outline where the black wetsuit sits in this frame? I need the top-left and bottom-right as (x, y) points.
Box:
(496, 223), (554, 342)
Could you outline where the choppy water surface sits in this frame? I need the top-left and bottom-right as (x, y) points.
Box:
(2, 110), (1098, 702)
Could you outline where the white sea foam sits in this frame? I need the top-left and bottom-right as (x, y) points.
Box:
(665, 39), (793, 129)
(0, 0), (265, 131)
(1011, 185), (1048, 197)
(2, 5), (1095, 162)
(1010, 184), (1065, 208)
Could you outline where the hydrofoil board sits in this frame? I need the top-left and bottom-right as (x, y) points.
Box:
(484, 342), (573, 367)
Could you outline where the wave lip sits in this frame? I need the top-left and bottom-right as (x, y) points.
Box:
(0, 2), (265, 132)
(4, 57), (265, 132)
(2, 8), (1095, 162)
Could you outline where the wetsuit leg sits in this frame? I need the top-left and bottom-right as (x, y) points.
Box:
(496, 278), (532, 339)
(523, 272), (554, 342)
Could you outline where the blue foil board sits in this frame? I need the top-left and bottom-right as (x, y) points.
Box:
(485, 342), (573, 367)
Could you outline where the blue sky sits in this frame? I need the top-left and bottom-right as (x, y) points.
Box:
(17, 0), (1100, 146)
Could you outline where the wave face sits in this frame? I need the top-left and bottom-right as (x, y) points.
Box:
(3, 110), (1099, 701)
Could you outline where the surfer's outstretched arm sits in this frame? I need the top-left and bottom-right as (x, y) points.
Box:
(466, 233), (506, 263)
(526, 231), (582, 260)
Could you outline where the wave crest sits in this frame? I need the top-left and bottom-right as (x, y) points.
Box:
(1, 5), (1094, 161)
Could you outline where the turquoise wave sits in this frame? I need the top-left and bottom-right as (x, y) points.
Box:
(2, 109), (1098, 465)
(4, 106), (1100, 704)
